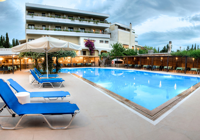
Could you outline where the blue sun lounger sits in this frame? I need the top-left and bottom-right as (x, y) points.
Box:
(34, 68), (59, 78)
(7, 79), (70, 100)
(30, 70), (64, 88)
(0, 79), (79, 130)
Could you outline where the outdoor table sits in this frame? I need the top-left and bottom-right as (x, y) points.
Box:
(155, 66), (160, 69)
(128, 64), (132, 66)
(15, 92), (30, 104)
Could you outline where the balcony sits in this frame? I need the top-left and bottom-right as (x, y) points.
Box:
(26, 28), (110, 38)
(135, 41), (138, 45)
(26, 14), (110, 28)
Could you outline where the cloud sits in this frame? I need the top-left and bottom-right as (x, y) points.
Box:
(1, 0), (200, 49)
(138, 25), (200, 50)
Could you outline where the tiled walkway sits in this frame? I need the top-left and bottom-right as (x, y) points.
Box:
(0, 70), (199, 140)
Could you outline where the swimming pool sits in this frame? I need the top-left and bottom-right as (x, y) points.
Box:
(61, 68), (200, 110)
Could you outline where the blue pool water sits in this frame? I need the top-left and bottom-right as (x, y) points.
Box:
(61, 68), (199, 110)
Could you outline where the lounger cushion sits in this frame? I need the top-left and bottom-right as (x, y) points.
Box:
(0, 79), (79, 116)
(30, 91), (69, 98)
(7, 78), (70, 98)
(30, 70), (64, 84)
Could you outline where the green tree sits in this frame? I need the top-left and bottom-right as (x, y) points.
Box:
(123, 49), (137, 56)
(19, 51), (76, 73)
(194, 43), (196, 50)
(187, 46), (190, 51)
(0, 35), (2, 46)
(143, 45), (158, 53)
(51, 50), (76, 73)
(12, 38), (16, 47)
(198, 45), (199, 50)
(166, 44), (169, 50)
(5, 33), (9, 48)
(110, 43), (125, 57)
(16, 39), (19, 46)
(160, 46), (168, 53)
(157, 47), (159, 53)
(191, 44), (194, 50)
(19, 52), (44, 70)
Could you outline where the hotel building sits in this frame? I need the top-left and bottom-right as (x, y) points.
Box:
(18, 3), (140, 66)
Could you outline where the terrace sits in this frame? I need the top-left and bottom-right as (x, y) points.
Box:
(26, 14), (110, 28)
(26, 28), (110, 38)
(0, 68), (199, 139)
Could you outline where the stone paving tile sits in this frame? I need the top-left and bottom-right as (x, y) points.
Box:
(0, 70), (200, 140)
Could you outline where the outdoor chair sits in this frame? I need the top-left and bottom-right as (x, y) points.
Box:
(134, 64), (141, 68)
(34, 68), (59, 78)
(152, 65), (160, 70)
(76, 63), (82, 67)
(0, 79), (79, 130)
(7, 79), (70, 100)
(65, 63), (71, 67)
(146, 65), (152, 69)
(176, 67), (185, 71)
(86, 63), (92, 66)
(163, 66), (172, 70)
(30, 70), (65, 88)
(127, 64), (133, 68)
(0, 66), (9, 74)
(143, 65), (148, 69)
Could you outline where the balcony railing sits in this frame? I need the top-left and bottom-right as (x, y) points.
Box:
(27, 13), (110, 24)
(26, 27), (108, 34)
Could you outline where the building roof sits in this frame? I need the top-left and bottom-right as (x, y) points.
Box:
(26, 3), (109, 19)
(0, 48), (19, 56)
(112, 22), (135, 31)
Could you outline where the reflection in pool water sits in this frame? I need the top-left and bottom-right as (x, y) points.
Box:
(61, 68), (199, 110)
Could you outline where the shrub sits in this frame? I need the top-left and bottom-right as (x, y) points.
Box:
(85, 39), (95, 55)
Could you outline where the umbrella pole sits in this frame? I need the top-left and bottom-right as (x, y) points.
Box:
(46, 51), (48, 78)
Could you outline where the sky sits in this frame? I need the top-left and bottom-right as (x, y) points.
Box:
(1, 0), (200, 51)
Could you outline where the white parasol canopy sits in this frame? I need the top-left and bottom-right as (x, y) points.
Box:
(12, 36), (82, 78)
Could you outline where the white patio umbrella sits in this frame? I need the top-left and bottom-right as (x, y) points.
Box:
(12, 36), (82, 78)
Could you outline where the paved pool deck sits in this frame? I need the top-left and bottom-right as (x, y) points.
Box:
(0, 68), (200, 140)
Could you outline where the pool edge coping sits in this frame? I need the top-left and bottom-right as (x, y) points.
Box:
(71, 70), (200, 121)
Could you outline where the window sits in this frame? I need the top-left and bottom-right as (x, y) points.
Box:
(68, 16), (73, 19)
(80, 28), (85, 32)
(28, 24), (34, 29)
(42, 25), (46, 30)
(68, 27), (74, 31)
(84, 39), (95, 43)
(28, 11), (34, 15)
(80, 17), (85, 20)
(55, 26), (61, 30)
(100, 40), (104, 43)
(82, 51), (86, 55)
(100, 30), (104, 34)
(105, 41), (109, 44)
(28, 39), (34, 42)
(42, 13), (45, 17)
(55, 14), (60, 18)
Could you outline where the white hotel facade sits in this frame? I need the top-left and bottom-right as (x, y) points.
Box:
(20, 3), (140, 56)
